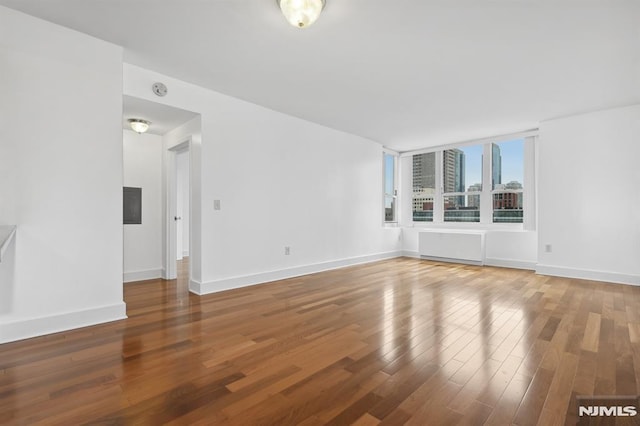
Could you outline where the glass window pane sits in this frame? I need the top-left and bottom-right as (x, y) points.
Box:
(444, 194), (480, 222)
(413, 195), (433, 222)
(384, 153), (394, 196)
(493, 193), (523, 223)
(412, 153), (435, 222)
(443, 145), (482, 194)
(384, 153), (396, 222)
(492, 139), (524, 190)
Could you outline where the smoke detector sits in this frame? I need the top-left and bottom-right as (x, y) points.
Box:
(152, 82), (167, 97)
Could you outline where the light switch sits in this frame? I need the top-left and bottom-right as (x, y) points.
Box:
(214, 200), (221, 210)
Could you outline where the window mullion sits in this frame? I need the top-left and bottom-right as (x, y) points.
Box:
(434, 150), (444, 223)
(480, 143), (492, 224)
(383, 152), (398, 223)
(523, 136), (536, 230)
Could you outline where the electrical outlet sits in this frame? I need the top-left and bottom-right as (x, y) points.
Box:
(284, 246), (290, 255)
(545, 244), (552, 253)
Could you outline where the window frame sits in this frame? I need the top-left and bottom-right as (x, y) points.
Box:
(441, 146), (482, 224)
(411, 151), (437, 223)
(401, 131), (536, 229)
(490, 140), (525, 224)
(383, 150), (399, 224)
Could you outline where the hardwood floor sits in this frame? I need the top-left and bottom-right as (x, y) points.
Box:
(1, 258), (640, 425)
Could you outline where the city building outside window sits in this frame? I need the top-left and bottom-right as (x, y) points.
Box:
(407, 134), (534, 226)
(412, 152), (435, 222)
(443, 145), (482, 223)
(491, 139), (524, 223)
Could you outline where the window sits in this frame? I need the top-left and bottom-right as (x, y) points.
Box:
(412, 152), (435, 222)
(443, 145), (482, 222)
(384, 152), (397, 222)
(409, 135), (533, 226)
(492, 139), (524, 223)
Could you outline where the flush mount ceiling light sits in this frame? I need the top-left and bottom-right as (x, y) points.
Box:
(128, 119), (151, 134)
(277, 0), (325, 28)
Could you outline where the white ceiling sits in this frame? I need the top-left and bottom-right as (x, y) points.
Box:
(123, 96), (199, 136)
(2, 0), (639, 151)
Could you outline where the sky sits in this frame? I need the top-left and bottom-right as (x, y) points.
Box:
(497, 139), (524, 185)
(462, 138), (523, 188)
(384, 153), (394, 195)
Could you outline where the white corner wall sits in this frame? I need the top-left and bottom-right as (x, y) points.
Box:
(123, 130), (163, 282)
(0, 6), (126, 343)
(537, 104), (640, 285)
(485, 230), (537, 269)
(124, 64), (402, 294)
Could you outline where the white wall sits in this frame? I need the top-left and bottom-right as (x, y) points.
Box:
(537, 104), (640, 285)
(124, 64), (402, 294)
(485, 230), (537, 269)
(0, 6), (126, 343)
(123, 130), (163, 282)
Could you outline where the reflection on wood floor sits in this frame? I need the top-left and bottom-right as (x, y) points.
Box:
(1, 257), (640, 425)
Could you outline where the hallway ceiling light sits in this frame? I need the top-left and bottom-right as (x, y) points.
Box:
(128, 119), (151, 134)
(277, 0), (325, 29)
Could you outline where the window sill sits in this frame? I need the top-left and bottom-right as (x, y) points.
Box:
(407, 222), (529, 232)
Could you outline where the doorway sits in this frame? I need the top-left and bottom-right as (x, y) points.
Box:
(122, 95), (200, 287)
(166, 141), (191, 281)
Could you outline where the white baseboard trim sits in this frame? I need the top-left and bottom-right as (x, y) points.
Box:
(0, 302), (127, 344)
(536, 264), (640, 286)
(419, 255), (483, 266)
(191, 251), (404, 295)
(123, 268), (163, 283)
(485, 258), (537, 270)
(404, 251), (535, 270)
(189, 279), (201, 294)
(402, 250), (420, 258)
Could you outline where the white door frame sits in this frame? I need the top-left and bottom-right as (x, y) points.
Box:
(165, 138), (191, 280)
